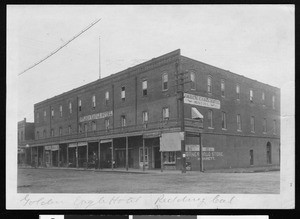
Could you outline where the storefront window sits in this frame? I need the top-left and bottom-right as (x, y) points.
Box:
(164, 152), (176, 164)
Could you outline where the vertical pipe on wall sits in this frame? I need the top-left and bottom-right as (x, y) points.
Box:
(126, 136), (128, 171)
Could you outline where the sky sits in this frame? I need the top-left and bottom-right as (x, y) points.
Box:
(7, 5), (295, 122)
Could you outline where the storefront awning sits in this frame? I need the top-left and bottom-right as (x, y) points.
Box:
(100, 139), (112, 144)
(77, 142), (87, 147)
(159, 132), (184, 152)
(191, 107), (203, 119)
(68, 143), (77, 148)
(52, 145), (59, 151)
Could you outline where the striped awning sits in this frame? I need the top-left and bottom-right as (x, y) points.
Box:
(191, 107), (203, 119)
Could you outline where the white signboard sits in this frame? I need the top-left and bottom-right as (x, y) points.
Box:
(79, 110), (113, 123)
(184, 93), (220, 109)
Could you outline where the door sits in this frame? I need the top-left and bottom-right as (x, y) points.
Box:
(115, 149), (126, 168)
(250, 149), (254, 166)
(139, 147), (149, 168)
(266, 142), (272, 164)
(153, 146), (161, 168)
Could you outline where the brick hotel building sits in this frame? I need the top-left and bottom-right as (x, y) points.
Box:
(20, 49), (280, 171)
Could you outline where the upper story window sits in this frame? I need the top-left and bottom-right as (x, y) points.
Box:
(78, 99), (82, 112)
(36, 112), (39, 123)
(69, 102), (72, 114)
(262, 92), (265, 103)
(21, 131), (23, 140)
(273, 120), (277, 134)
(105, 118), (110, 130)
(68, 125), (72, 135)
(59, 105), (62, 117)
(92, 121), (96, 131)
(237, 114), (242, 131)
(105, 91), (109, 105)
(272, 95), (275, 109)
(208, 110), (213, 128)
(207, 76), (212, 94)
(121, 86), (126, 101)
(250, 116), (255, 133)
(92, 95), (96, 109)
(142, 111), (148, 123)
(236, 84), (240, 100)
(163, 107), (169, 120)
(162, 73), (168, 91)
(59, 127), (62, 136)
(222, 111), (227, 129)
(78, 124), (82, 133)
(44, 110), (47, 118)
(263, 118), (267, 133)
(142, 79), (148, 96)
(221, 80), (225, 97)
(121, 115), (126, 127)
(84, 123), (88, 132)
(250, 89), (253, 102)
(51, 108), (54, 119)
(36, 131), (39, 139)
(190, 72), (196, 90)
(51, 129), (54, 137)
(43, 130), (46, 138)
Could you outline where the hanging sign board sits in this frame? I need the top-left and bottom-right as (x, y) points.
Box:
(184, 93), (220, 109)
(68, 143), (77, 148)
(160, 132), (184, 152)
(78, 142), (87, 147)
(45, 146), (52, 150)
(52, 145), (59, 151)
(100, 139), (112, 144)
(79, 110), (113, 123)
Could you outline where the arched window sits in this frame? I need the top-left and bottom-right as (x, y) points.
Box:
(207, 76), (212, 93)
(190, 72), (196, 90)
(162, 73), (168, 91)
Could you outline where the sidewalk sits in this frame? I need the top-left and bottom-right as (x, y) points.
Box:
(19, 165), (280, 174)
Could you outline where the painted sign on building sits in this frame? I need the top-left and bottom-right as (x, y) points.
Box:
(79, 110), (113, 123)
(184, 93), (221, 109)
(185, 146), (223, 161)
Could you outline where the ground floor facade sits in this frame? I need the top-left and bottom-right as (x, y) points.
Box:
(22, 131), (280, 171)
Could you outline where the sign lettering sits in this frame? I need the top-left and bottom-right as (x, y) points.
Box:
(184, 93), (220, 109)
(79, 110), (113, 123)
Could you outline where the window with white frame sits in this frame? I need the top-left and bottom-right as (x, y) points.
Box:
(92, 95), (96, 109)
(273, 120), (276, 134)
(51, 129), (54, 137)
(105, 91), (109, 105)
(262, 92), (265, 103)
(163, 107), (169, 120)
(121, 86), (125, 101)
(236, 84), (240, 100)
(68, 125), (71, 134)
(69, 102), (72, 114)
(139, 147), (149, 163)
(250, 89), (253, 102)
(272, 95), (275, 109)
(207, 76), (212, 93)
(59, 127), (62, 136)
(92, 121), (96, 131)
(142, 111), (148, 123)
(43, 130), (46, 138)
(263, 118), (267, 133)
(59, 105), (62, 117)
(237, 114), (242, 131)
(51, 108), (54, 119)
(44, 110), (47, 118)
(251, 116), (255, 133)
(78, 99), (82, 112)
(105, 118), (110, 130)
(190, 72), (196, 90)
(162, 73), (168, 91)
(208, 110), (213, 128)
(121, 115), (126, 127)
(221, 80), (225, 97)
(222, 112), (227, 129)
(142, 79), (148, 96)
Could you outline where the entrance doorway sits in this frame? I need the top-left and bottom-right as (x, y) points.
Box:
(250, 149), (254, 166)
(153, 146), (161, 169)
(139, 147), (149, 169)
(267, 142), (272, 164)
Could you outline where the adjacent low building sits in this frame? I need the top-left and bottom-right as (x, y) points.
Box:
(18, 118), (34, 166)
(24, 49), (280, 171)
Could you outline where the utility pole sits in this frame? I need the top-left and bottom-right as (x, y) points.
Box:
(175, 61), (190, 174)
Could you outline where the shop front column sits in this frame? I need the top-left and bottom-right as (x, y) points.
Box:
(66, 145), (69, 168)
(98, 141), (101, 169)
(86, 144), (89, 169)
(76, 144), (78, 168)
(126, 137), (128, 171)
(30, 147), (33, 167)
(50, 148), (53, 167)
(142, 138), (145, 171)
(58, 146), (60, 167)
(111, 139), (114, 170)
(43, 146), (46, 167)
(161, 151), (164, 172)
